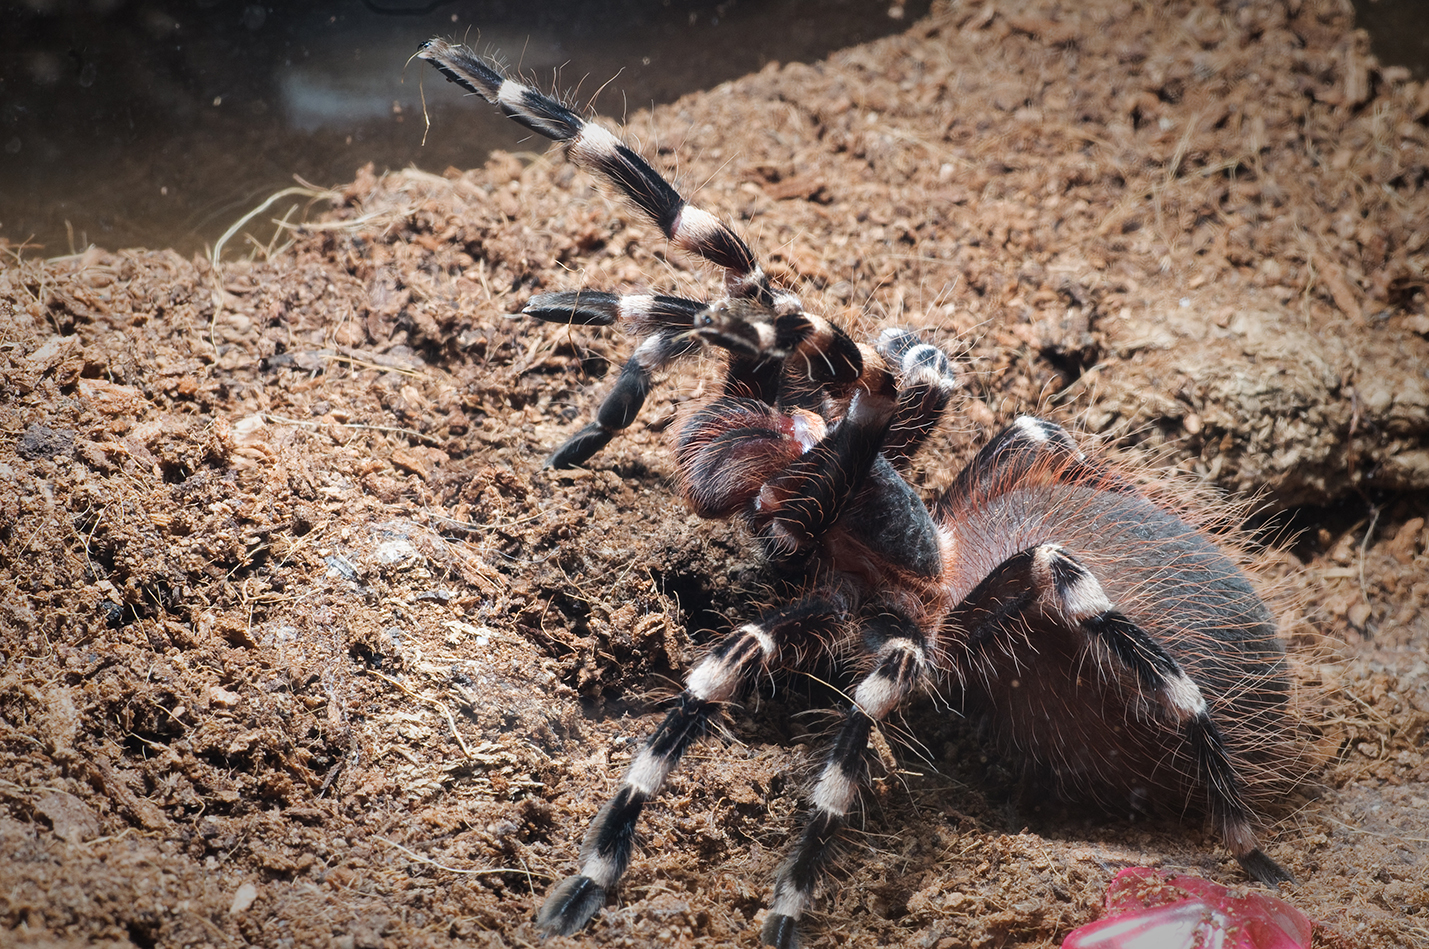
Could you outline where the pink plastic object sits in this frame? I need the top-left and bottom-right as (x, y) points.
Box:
(1062, 867), (1313, 949)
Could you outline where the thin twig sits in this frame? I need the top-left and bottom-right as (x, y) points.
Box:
(373, 836), (551, 878)
(367, 669), (472, 757)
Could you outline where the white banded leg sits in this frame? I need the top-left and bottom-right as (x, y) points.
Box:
(418, 39), (771, 296)
(942, 415), (1137, 506)
(535, 598), (842, 937)
(953, 543), (1291, 885)
(761, 614), (931, 949)
(522, 292), (704, 468)
(875, 328), (959, 467)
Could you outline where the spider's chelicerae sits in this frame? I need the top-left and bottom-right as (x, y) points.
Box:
(419, 38), (1303, 947)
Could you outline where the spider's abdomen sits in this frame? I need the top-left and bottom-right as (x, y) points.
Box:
(938, 480), (1297, 815)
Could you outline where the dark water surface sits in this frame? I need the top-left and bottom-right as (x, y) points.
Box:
(2, 0), (1422, 259)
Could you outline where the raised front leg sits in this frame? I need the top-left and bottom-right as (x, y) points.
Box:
(418, 39), (771, 298)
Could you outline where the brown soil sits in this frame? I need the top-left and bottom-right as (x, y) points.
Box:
(2, 1), (1427, 948)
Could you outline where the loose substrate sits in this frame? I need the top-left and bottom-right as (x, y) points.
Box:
(2, 1), (1426, 947)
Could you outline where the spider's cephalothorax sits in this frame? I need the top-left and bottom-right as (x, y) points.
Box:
(419, 39), (1301, 948)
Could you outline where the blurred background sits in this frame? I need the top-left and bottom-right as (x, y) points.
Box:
(1, 0), (1422, 258)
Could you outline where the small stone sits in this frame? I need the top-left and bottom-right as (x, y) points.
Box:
(229, 882), (258, 915)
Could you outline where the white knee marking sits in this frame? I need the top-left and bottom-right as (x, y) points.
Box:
(672, 205), (724, 249)
(1014, 415), (1050, 442)
(1164, 673), (1208, 720)
(810, 767), (857, 817)
(632, 332), (672, 370)
(578, 852), (620, 889)
(854, 642), (922, 719)
(1035, 546), (1112, 621)
(771, 289), (804, 315)
(1060, 571), (1113, 621)
(1014, 414), (1085, 459)
(747, 625), (777, 659)
(570, 121), (621, 162)
(495, 80), (535, 113)
(623, 747), (673, 797)
(854, 674), (901, 720)
(686, 625), (775, 702)
(770, 889), (810, 920)
(619, 293), (657, 319)
(1032, 543), (1062, 578)
(905, 363), (956, 395)
(687, 655), (737, 703)
(750, 319), (778, 352)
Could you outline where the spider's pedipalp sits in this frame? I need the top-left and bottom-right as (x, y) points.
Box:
(677, 396), (813, 518)
(753, 370), (901, 563)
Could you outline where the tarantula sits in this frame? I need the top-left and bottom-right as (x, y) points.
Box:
(418, 38), (1300, 948)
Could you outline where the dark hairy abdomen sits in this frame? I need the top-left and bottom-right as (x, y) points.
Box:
(940, 483), (1297, 813)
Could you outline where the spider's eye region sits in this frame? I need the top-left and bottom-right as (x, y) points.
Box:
(692, 302), (781, 357)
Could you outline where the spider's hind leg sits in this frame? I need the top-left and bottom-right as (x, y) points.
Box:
(948, 542), (1292, 886)
(940, 414), (1139, 506)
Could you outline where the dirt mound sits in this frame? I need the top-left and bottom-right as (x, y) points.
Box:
(2, 1), (1426, 947)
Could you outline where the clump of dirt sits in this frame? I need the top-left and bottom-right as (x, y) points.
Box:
(2, 1), (1426, 947)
